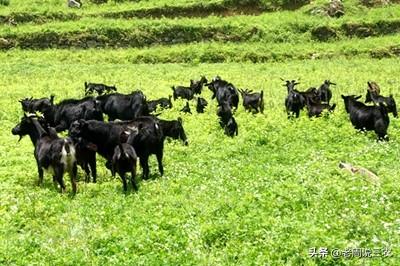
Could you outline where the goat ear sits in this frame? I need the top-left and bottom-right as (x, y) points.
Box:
(355, 95), (362, 100)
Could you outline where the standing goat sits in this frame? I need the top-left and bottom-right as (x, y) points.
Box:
(112, 143), (138, 192)
(238, 89), (264, 114)
(12, 114), (78, 193)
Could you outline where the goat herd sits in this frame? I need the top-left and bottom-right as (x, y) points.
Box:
(11, 76), (397, 194)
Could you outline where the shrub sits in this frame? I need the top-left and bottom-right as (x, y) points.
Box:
(0, 0), (10, 6)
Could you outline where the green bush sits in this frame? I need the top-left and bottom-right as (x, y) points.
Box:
(0, 0), (10, 6)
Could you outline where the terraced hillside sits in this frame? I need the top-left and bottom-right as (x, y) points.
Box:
(1, 0), (400, 265)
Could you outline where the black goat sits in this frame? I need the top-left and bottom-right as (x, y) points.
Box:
(217, 99), (238, 137)
(19, 96), (103, 132)
(97, 91), (149, 121)
(72, 137), (98, 183)
(238, 89), (264, 114)
(171, 86), (194, 101)
(12, 114), (78, 193)
(284, 80), (306, 118)
(112, 143), (138, 192)
(196, 97), (208, 113)
(190, 76), (208, 95)
(305, 97), (336, 117)
(157, 117), (188, 145)
(19, 95), (55, 114)
(318, 80), (336, 104)
(69, 116), (164, 180)
(180, 102), (192, 114)
(342, 95), (389, 141)
(299, 87), (320, 103)
(206, 76), (239, 110)
(224, 116), (238, 137)
(147, 95), (173, 113)
(366, 91), (397, 118)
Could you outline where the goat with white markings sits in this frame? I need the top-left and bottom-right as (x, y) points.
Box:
(112, 143), (138, 192)
(12, 114), (78, 193)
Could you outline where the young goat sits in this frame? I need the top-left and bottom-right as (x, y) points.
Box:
(12, 114), (78, 193)
(318, 80), (336, 104)
(196, 97), (208, 113)
(239, 89), (264, 114)
(112, 143), (138, 192)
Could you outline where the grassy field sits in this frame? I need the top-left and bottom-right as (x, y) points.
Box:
(1, 0), (400, 265)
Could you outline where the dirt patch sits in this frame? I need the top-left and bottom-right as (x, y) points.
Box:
(0, 12), (79, 25)
(311, 26), (338, 41)
(0, 0), (311, 25)
(360, 0), (400, 7)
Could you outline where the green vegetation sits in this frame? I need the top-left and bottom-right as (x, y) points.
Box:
(1, 0), (400, 265)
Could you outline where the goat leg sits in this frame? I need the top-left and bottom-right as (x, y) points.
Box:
(131, 166), (138, 191)
(89, 158), (97, 183)
(54, 166), (65, 193)
(37, 164), (44, 186)
(120, 173), (128, 192)
(70, 163), (78, 194)
(156, 151), (164, 176)
(140, 156), (150, 180)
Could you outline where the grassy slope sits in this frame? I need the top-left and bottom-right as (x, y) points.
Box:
(1, 56), (400, 265)
(1, 0), (400, 265)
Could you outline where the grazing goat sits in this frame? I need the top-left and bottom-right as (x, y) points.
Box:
(147, 95), (172, 113)
(12, 114), (77, 193)
(112, 143), (138, 192)
(206, 76), (239, 110)
(217, 99), (238, 137)
(180, 102), (192, 114)
(157, 117), (188, 145)
(224, 116), (238, 137)
(190, 76), (208, 95)
(342, 95), (389, 141)
(299, 87), (320, 103)
(196, 97), (208, 113)
(305, 97), (336, 117)
(238, 89), (264, 113)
